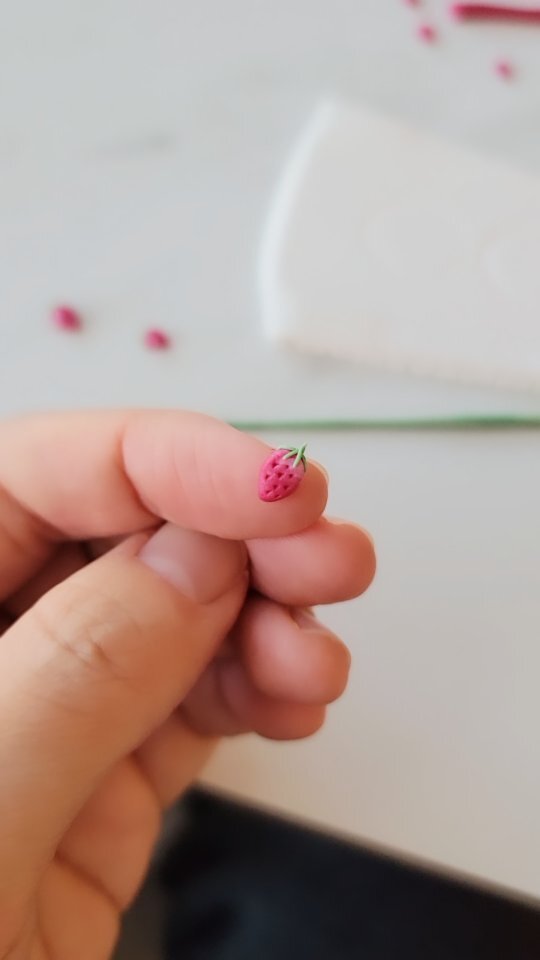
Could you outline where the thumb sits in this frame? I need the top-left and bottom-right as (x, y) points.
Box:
(0, 524), (247, 893)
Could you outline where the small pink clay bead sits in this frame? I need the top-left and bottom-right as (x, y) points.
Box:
(144, 328), (171, 350)
(417, 22), (437, 41)
(494, 59), (514, 79)
(52, 305), (82, 331)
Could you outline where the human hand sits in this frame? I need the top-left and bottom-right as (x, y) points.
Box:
(0, 410), (375, 960)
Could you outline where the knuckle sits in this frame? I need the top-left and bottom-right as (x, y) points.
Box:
(29, 583), (141, 690)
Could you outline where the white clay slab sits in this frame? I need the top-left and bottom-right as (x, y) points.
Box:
(260, 101), (540, 390)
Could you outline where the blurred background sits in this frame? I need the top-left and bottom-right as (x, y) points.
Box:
(2, 1), (540, 956)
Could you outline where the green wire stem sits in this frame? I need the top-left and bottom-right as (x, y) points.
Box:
(230, 414), (540, 432)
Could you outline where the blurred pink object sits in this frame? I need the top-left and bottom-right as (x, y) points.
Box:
(417, 22), (437, 40)
(144, 328), (171, 350)
(451, 3), (540, 22)
(494, 59), (514, 78)
(51, 305), (82, 331)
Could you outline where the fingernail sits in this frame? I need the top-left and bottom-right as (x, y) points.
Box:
(291, 607), (326, 631)
(326, 516), (376, 549)
(139, 523), (245, 604)
(311, 459), (329, 483)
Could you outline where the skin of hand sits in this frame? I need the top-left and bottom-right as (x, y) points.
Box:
(0, 410), (376, 960)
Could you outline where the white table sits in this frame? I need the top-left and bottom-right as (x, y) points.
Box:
(1, 0), (540, 900)
(203, 427), (540, 900)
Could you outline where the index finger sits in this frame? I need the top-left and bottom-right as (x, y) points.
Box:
(0, 410), (327, 599)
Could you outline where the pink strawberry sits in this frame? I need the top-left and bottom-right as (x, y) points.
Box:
(258, 444), (308, 502)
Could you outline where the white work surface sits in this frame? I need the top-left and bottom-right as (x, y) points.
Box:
(1, 0), (540, 899)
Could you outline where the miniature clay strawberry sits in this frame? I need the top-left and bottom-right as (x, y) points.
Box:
(258, 444), (308, 502)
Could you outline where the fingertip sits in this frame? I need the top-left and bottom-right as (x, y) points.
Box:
(124, 413), (328, 540)
(237, 598), (351, 705)
(248, 439), (329, 536)
(255, 460), (328, 533)
(310, 458), (329, 483)
(289, 608), (352, 702)
(248, 516), (376, 607)
(325, 518), (377, 598)
(220, 660), (327, 741)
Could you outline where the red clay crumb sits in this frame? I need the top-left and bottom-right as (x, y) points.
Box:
(494, 59), (514, 80)
(417, 22), (437, 41)
(144, 329), (171, 350)
(51, 305), (82, 331)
